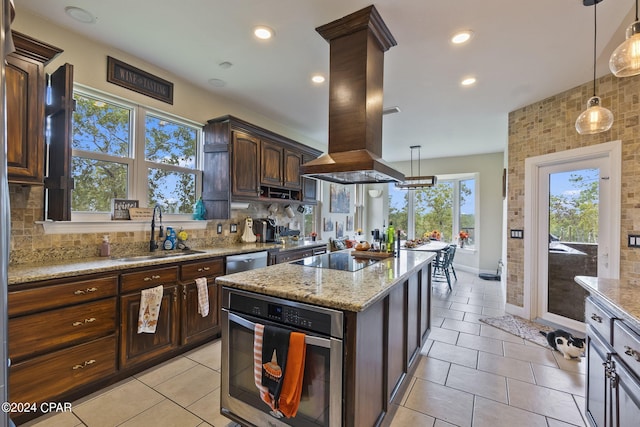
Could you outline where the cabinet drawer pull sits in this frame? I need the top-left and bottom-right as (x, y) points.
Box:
(72, 318), (97, 327)
(74, 287), (98, 295)
(197, 267), (211, 272)
(590, 313), (602, 323)
(143, 275), (161, 281)
(72, 359), (97, 370)
(624, 345), (640, 362)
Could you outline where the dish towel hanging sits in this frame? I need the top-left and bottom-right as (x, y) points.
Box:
(253, 323), (276, 411)
(278, 331), (307, 418)
(195, 277), (209, 317)
(137, 284), (164, 334)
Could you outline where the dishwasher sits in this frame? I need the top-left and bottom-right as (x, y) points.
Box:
(225, 251), (268, 274)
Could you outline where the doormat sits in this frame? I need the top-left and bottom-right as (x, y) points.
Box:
(479, 314), (554, 348)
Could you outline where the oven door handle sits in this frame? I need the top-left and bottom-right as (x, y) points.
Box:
(228, 311), (333, 349)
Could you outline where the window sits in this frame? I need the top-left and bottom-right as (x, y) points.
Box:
(71, 88), (201, 218)
(389, 176), (476, 248)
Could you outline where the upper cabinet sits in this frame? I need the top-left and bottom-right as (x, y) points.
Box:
(6, 32), (63, 185)
(202, 116), (321, 219)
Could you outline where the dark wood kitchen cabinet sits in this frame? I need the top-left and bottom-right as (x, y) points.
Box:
(232, 131), (261, 198)
(6, 32), (63, 184)
(302, 154), (318, 204)
(202, 115), (321, 218)
(8, 255), (227, 424)
(180, 257), (225, 345)
(119, 266), (180, 369)
(7, 274), (118, 419)
(261, 140), (302, 189)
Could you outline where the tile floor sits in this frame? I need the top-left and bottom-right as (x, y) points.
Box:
(21, 270), (588, 427)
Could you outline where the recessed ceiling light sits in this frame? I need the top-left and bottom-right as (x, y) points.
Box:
(208, 78), (227, 87)
(311, 74), (325, 84)
(64, 6), (97, 24)
(461, 77), (476, 86)
(451, 30), (473, 45)
(254, 26), (274, 40)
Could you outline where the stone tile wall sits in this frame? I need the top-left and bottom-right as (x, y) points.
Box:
(8, 185), (304, 265)
(507, 73), (640, 307)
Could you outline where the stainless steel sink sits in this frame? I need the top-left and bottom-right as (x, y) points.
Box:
(113, 249), (206, 262)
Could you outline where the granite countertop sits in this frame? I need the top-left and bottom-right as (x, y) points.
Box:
(216, 250), (436, 312)
(575, 276), (640, 331)
(8, 240), (327, 286)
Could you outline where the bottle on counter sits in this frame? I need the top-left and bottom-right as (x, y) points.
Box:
(100, 235), (111, 257)
(163, 227), (176, 250)
(387, 221), (395, 253)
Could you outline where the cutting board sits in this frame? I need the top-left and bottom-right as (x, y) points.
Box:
(350, 250), (394, 259)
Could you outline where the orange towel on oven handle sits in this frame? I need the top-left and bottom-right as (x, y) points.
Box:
(278, 331), (306, 418)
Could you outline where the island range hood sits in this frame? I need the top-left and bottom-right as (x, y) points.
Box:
(300, 5), (405, 184)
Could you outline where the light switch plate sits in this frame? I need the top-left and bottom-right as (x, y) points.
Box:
(230, 224), (237, 233)
(510, 229), (524, 239)
(217, 223), (222, 234)
(628, 234), (640, 247)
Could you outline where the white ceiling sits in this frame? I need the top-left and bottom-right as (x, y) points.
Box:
(15, 0), (634, 162)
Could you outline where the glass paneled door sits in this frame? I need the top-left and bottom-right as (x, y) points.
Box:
(547, 168), (598, 322)
(536, 154), (615, 330)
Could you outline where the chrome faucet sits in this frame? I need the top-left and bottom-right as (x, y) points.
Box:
(150, 205), (164, 252)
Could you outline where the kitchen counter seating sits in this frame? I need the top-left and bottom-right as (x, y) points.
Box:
(217, 249), (435, 426)
(6, 240), (326, 424)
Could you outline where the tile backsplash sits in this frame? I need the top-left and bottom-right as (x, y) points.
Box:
(8, 185), (305, 265)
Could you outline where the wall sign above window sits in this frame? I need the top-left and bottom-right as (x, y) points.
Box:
(107, 56), (174, 104)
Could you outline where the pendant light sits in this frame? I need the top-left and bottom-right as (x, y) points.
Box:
(609, 0), (640, 77)
(395, 145), (437, 189)
(576, 0), (614, 135)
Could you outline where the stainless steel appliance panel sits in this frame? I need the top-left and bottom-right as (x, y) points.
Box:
(225, 251), (268, 274)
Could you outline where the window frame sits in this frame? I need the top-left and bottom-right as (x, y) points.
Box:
(390, 173), (478, 249)
(69, 85), (203, 222)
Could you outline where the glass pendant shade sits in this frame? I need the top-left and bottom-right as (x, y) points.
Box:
(609, 21), (640, 77)
(575, 96), (614, 134)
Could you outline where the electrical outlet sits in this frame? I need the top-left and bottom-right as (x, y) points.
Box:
(217, 223), (222, 234)
(510, 229), (524, 239)
(230, 224), (237, 233)
(628, 234), (640, 247)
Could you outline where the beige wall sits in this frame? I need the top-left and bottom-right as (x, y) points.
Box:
(391, 152), (505, 273)
(507, 73), (640, 308)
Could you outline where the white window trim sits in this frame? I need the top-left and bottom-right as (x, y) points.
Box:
(63, 85), (205, 230)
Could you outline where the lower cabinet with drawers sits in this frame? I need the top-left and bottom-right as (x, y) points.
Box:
(585, 296), (640, 426)
(7, 255), (225, 423)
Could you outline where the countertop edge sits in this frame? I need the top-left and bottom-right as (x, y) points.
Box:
(8, 241), (328, 285)
(574, 275), (640, 331)
(217, 251), (436, 313)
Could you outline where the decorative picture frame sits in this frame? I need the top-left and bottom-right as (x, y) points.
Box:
(329, 183), (351, 213)
(346, 215), (353, 231)
(323, 217), (334, 232)
(336, 221), (344, 238)
(111, 198), (139, 220)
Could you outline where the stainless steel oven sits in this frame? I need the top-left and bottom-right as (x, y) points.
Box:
(221, 287), (343, 427)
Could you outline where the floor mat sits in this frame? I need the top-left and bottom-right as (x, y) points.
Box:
(479, 314), (555, 348)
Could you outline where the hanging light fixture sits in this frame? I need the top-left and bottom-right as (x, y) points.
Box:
(609, 0), (640, 77)
(395, 145), (437, 189)
(576, 0), (614, 135)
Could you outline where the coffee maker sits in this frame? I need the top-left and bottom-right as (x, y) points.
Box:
(253, 218), (277, 242)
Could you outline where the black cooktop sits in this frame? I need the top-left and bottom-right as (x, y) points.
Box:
(292, 252), (379, 272)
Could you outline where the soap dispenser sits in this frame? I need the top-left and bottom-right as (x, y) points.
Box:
(100, 235), (111, 257)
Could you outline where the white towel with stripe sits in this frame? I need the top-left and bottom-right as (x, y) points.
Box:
(137, 285), (164, 334)
(195, 277), (209, 317)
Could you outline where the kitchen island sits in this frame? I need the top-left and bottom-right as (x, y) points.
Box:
(216, 249), (435, 427)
